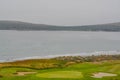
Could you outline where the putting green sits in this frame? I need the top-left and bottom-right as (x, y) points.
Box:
(36, 71), (83, 78)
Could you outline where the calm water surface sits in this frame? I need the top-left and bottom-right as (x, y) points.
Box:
(0, 31), (120, 61)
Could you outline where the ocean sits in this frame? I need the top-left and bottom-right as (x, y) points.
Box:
(0, 31), (120, 62)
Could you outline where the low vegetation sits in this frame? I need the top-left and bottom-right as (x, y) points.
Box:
(0, 55), (120, 80)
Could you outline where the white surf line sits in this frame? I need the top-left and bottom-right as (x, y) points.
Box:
(1, 50), (120, 62)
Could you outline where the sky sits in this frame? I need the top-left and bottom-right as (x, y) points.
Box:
(0, 0), (120, 26)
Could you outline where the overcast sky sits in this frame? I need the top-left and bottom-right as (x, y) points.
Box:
(0, 0), (120, 26)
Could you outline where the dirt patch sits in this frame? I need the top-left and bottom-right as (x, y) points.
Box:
(92, 72), (117, 78)
(15, 72), (36, 76)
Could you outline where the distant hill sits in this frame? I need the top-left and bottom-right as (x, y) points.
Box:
(0, 21), (120, 31)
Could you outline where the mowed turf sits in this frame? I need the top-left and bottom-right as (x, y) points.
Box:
(36, 71), (83, 78)
(0, 67), (34, 76)
(0, 60), (120, 80)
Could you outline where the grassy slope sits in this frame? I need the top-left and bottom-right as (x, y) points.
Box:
(0, 60), (120, 80)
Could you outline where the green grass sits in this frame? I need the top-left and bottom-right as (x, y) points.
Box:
(0, 60), (120, 80)
(0, 67), (34, 76)
(36, 71), (83, 78)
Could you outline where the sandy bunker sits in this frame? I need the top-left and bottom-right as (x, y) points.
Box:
(15, 72), (36, 76)
(92, 72), (117, 78)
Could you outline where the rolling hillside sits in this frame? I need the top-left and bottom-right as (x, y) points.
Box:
(0, 21), (120, 31)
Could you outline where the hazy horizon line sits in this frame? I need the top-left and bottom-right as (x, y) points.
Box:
(0, 20), (120, 26)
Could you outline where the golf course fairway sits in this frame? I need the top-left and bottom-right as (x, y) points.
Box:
(36, 71), (83, 78)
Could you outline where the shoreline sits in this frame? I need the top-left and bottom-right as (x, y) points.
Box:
(1, 51), (120, 63)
